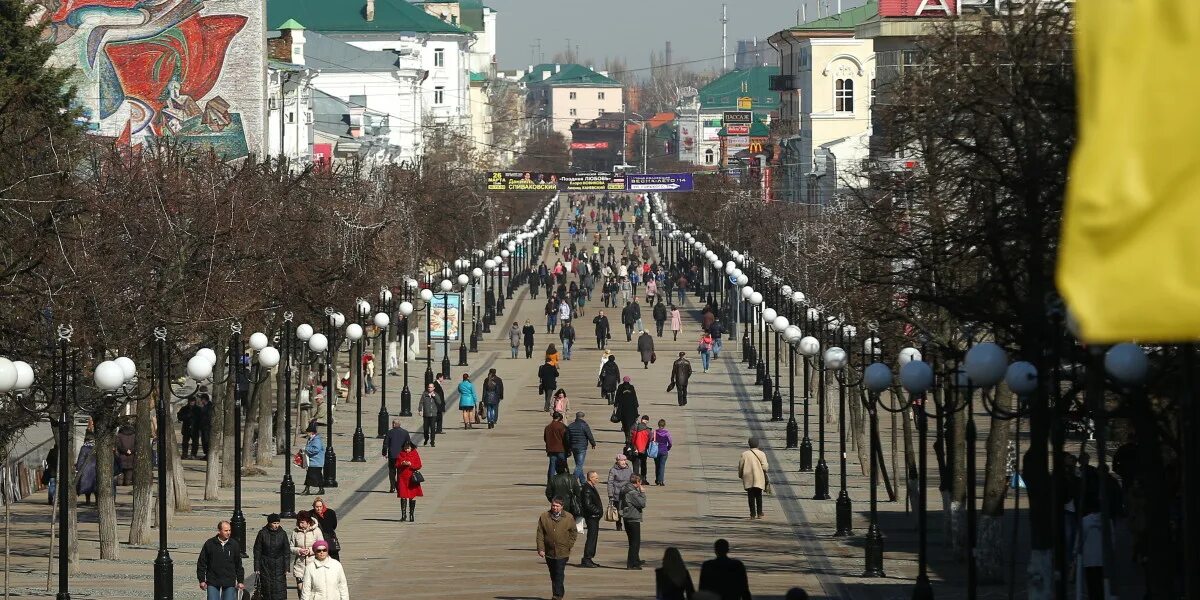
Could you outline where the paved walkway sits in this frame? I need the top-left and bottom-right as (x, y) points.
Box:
(3, 201), (1007, 600)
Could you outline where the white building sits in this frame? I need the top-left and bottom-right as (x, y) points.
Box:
(769, 3), (876, 205)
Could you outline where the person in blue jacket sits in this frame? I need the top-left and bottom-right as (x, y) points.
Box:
(302, 424), (325, 495)
(457, 373), (478, 429)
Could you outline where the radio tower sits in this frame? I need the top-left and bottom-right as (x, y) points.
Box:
(721, 5), (728, 71)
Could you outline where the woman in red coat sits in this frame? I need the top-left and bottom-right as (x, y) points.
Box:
(395, 440), (423, 522)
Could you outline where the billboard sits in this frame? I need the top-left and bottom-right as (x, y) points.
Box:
(558, 172), (626, 191)
(879, 0), (1068, 17)
(723, 111), (753, 125)
(487, 171), (560, 191)
(626, 173), (694, 192)
(726, 124), (750, 135)
(570, 141), (610, 150)
(430, 293), (462, 341)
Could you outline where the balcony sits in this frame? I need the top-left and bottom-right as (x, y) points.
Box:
(769, 75), (797, 92)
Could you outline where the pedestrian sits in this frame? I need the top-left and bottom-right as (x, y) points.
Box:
(559, 319), (576, 360)
(552, 388), (569, 415)
(310, 497), (341, 560)
(535, 497), (579, 600)
(546, 343), (561, 368)
(578, 471), (604, 568)
(630, 415), (652, 480)
(545, 458), (582, 516)
(646, 278), (659, 306)
(509, 321), (522, 358)
(652, 419), (675, 486)
(252, 514), (290, 600)
(614, 376), (639, 440)
(538, 357), (560, 412)
(383, 419), (413, 493)
(698, 539), (753, 600)
(738, 437), (769, 520)
(670, 305), (682, 341)
(653, 300), (667, 337)
(75, 436), (97, 505)
(621, 302), (637, 342)
(394, 439), (423, 522)
(457, 373), (478, 429)
(669, 352), (693, 406)
(567, 411), (596, 484)
(546, 296), (559, 333)
(115, 423), (135, 485)
(619, 474), (647, 570)
(433, 373), (448, 433)
(637, 330), (656, 369)
(300, 539), (349, 600)
(308, 393), (327, 432)
(600, 354), (621, 405)
(698, 332), (714, 373)
(43, 444), (57, 506)
(302, 424), (325, 496)
(482, 368), (504, 428)
(544, 412), (569, 482)
(290, 512), (323, 590)
(593, 310), (612, 349)
(656, 547), (696, 600)
(418, 383), (440, 446)
(197, 520), (245, 600)
(607, 455), (633, 531)
(523, 319), (537, 358)
(178, 398), (197, 458)
(364, 352), (377, 394)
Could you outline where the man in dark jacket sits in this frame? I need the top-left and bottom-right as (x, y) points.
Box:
(599, 354), (621, 404)
(194, 394), (213, 458)
(544, 412), (569, 482)
(670, 352), (693, 407)
(621, 302), (638, 341)
(382, 420), (413, 493)
(579, 471), (605, 568)
(559, 320), (576, 360)
(699, 538), (753, 600)
(566, 412), (596, 484)
(592, 311), (611, 349)
(545, 458), (581, 516)
(433, 373), (448, 433)
(252, 514), (289, 600)
(653, 301), (667, 337)
(177, 398), (196, 459)
(614, 377), (639, 441)
(482, 368), (504, 428)
(538, 358), (560, 412)
(709, 318), (725, 358)
(197, 520), (244, 597)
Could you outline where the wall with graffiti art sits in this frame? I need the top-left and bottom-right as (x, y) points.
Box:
(32, 0), (266, 159)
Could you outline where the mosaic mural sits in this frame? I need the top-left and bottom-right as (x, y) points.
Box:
(32, 0), (265, 158)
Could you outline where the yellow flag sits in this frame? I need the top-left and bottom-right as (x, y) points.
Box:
(1058, 1), (1200, 343)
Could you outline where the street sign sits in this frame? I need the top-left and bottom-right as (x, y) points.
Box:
(723, 111), (752, 125)
(729, 274), (738, 284)
(625, 173), (694, 192)
(737, 96), (753, 110)
(725, 124), (750, 135)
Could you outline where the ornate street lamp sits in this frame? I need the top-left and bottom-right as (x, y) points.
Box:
(770, 313), (789, 421)
(420, 286), (435, 385)
(375, 288), (393, 438)
(321, 309), (346, 488)
(438, 278), (453, 379)
(398, 299), (415, 416)
(349, 299), (369, 462)
(471, 266), (484, 350)
(457, 272), (470, 366)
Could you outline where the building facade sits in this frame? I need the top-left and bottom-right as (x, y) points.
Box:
(769, 2), (877, 205)
(676, 66), (780, 167)
(35, 0), (268, 158)
(513, 64), (624, 140)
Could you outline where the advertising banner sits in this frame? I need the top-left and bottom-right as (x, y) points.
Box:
(570, 141), (610, 150)
(725, 124), (750, 135)
(626, 173), (694, 192)
(430, 293), (462, 341)
(487, 171), (560, 191)
(558, 172), (626, 191)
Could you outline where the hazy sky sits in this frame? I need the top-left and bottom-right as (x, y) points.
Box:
(487, 0), (868, 73)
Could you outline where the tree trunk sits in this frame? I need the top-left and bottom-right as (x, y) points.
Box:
(851, 386), (868, 475)
(222, 374), (236, 486)
(127, 387), (155, 545)
(204, 350), (228, 501)
(977, 388), (1014, 582)
(275, 363), (287, 456)
(161, 400), (190, 512)
(92, 409), (119, 559)
(255, 371), (275, 466)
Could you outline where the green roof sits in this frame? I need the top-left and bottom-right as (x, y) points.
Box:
(277, 18), (305, 30)
(791, 0), (877, 30)
(268, 0), (466, 34)
(698, 66), (780, 111)
(718, 116), (770, 137)
(469, 71), (487, 82)
(522, 63), (621, 87)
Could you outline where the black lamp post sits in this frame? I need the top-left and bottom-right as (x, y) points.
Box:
(482, 258), (495, 331)
(398, 290), (415, 417)
(768, 307), (785, 421)
(350, 298), (369, 463)
(229, 324), (248, 553)
(799, 307), (818, 471)
(901, 352), (936, 600)
(862, 355), (892, 578)
(437, 277), (452, 379)
(455, 268), (469, 366)
(322, 308), (345, 488)
(504, 244), (515, 300)
(420, 282), (435, 386)
(496, 252), (507, 315)
(829, 324), (860, 537)
(282, 315), (318, 518)
(811, 316), (831, 499)
(376, 288), (393, 438)
(470, 264), (482, 351)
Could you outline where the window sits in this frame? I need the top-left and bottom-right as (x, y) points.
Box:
(835, 79), (854, 113)
(434, 86), (445, 104)
(704, 149), (714, 165)
(870, 79), (876, 107)
(434, 48), (445, 67)
(597, 108), (605, 115)
(569, 91), (577, 100)
(598, 92), (605, 100)
(569, 108), (577, 116)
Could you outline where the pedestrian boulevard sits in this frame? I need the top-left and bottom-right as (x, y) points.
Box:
(1, 204), (941, 600)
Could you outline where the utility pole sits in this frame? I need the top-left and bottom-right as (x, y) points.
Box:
(721, 4), (728, 72)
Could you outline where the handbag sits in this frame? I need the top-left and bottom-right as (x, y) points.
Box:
(575, 519), (586, 534)
(650, 352), (657, 364)
(647, 440), (660, 459)
(610, 409), (620, 423)
(604, 504), (619, 522)
(411, 470), (425, 485)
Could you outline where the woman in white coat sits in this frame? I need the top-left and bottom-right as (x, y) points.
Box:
(300, 539), (349, 600)
(291, 511), (324, 590)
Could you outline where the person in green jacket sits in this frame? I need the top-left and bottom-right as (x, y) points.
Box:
(457, 373), (478, 429)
